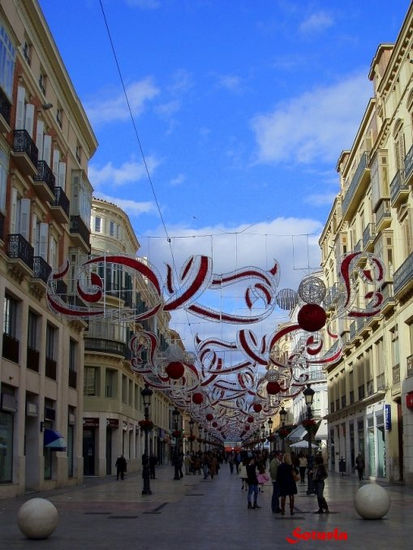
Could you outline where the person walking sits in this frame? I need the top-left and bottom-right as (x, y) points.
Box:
(149, 454), (157, 479)
(276, 453), (298, 515)
(298, 452), (307, 484)
(355, 453), (365, 481)
(246, 455), (260, 509)
(313, 455), (329, 514)
(115, 454), (127, 480)
(269, 452), (282, 513)
(239, 457), (248, 490)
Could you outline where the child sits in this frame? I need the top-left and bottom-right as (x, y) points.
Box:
(257, 463), (269, 492)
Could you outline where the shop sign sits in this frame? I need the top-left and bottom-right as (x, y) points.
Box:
(384, 404), (391, 431)
(106, 418), (119, 428)
(83, 417), (99, 428)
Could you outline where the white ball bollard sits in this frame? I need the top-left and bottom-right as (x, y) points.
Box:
(17, 498), (59, 539)
(354, 482), (390, 520)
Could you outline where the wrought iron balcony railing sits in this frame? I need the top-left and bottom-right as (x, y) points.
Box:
(405, 144), (413, 181)
(33, 256), (52, 283)
(84, 337), (126, 356)
(34, 160), (55, 192)
(70, 215), (90, 246)
(27, 347), (40, 372)
(393, 252), (413, 297)
(51, 186), (70, 217)
(7, 233), (34, 270)
(13, 129), (38, 166)
(363, 223), (375, 249)
(2, 333), (19, 363)
(390, 169), (409, 206)
(342, 152), (369, 216)
(45, 357), (57, 379)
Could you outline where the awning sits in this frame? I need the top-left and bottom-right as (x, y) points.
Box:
(314, 419), (328, 440)
(290, 440), (318, 449)
(44, 429), (67, 451)
(287, 425), (307, 440)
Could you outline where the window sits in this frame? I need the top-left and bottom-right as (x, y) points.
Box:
(105, 369), (116, 398)
(84, 367), (99, 396)
(109, 221), (115, 237)
(56, 107), (63, 128)
(94, 217), (101, 233)
(0, 24), (16, 99)
(10, 188), (30, 240)
(3, 294), (19, 362)
(69, 339), (77, 388)
(75, 144), (82, 163)
(27, 310), (38, 350)
(46, 323), (57, 360)
(0, 148), (8, 214)
(22, 39), (32, 65)
(122, 375), (127, 404)
(39, 72), (46, 95)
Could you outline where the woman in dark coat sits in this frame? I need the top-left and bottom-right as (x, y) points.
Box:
(276, 453), (298, 515)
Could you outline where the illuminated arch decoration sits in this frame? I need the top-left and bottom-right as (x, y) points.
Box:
(46, 251), (385, 441)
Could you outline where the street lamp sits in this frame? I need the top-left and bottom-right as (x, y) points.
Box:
(141, 384), (153, 495)
(279, 406), (287, 452)
(303, 384), (315, 495)
(261, 424), (266, 450)
(172, 408), (181, 480)
(268, 418), (273, 452)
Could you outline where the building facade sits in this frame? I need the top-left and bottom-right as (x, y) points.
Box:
(320, 4), (413, 483)
(0, 0), (97, 497)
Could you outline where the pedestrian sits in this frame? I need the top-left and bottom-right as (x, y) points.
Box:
(149, 454), (157, 479)
(276, 453), (298, 515)
(228, 452), (234, 474)
(269, 452), (282, 513)
(257, 463), (269, 492)
(184, 453), (191, 475)
(298, 452), (307, 484)
(115, 454), (127, 480)
(246, 455), (260, 509)
(355, 453), (365, 481)
(239, 458), (248, 490)
(313, 455), (329, 514)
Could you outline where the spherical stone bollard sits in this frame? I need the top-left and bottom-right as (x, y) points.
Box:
(17, 498), (59, 539)
(354, 482), (390, 520)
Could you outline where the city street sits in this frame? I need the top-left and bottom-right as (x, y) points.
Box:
(0, 465), (412, 549)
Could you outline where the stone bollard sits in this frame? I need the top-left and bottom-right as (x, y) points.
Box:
(354, 482), (390, 519)
(17, 497), (59, 539)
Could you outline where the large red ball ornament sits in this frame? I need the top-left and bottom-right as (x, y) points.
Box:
(212, 421), (218, 428)
(165, 361), (185, 379)
(297, 303), (327, 332)
(267, 381), (281, 395)
(247, 416), (254, 423)
(253, 403), (262, 413)
(192, 392), (204, 405)
(206, 413), (214, 421)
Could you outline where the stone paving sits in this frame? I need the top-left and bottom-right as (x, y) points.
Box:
(0, 464), (412, 549)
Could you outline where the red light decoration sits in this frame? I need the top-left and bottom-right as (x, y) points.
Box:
(206, 413), (214, 421)
(267, 381), (281, 395)
(253, 403), (262, 413)
(212, 421), (218, 428)
(247, 416), (254, 423)
(165, 361), (185, 379)
(297, 303), (327, 332)
(192, 392), (204, 405)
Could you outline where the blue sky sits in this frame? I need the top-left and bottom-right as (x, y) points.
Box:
(39, 0), (410, 351)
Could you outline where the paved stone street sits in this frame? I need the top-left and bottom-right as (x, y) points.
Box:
(0, 465), (412, 550)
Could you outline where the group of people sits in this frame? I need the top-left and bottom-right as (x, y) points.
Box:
(237, 450), (329, 515)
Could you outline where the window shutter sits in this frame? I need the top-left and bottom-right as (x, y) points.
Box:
(31, 212), (38, 248)
(52, 149), (60, 177)
(49, 236), (57, 269)
(58, 161), (66, 190)
(43, 135), (52, 166)
(36, 120), (44, 160)
(39, 222), (48, 260)
(20, 198), (31, 240)
(10, 187), (17, 233)
(24, 103), (35, 137)
(15, 86), (25, 129)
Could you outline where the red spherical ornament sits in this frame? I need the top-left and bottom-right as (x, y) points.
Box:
(206, 413), (214, 421)
(253, 403), (262, 413)
(247, 416), (254, 423)
(165, 361), (185, 379)
(192, 392), (204, 405)
(297, 303), (326, 332)
(212, 421), (218, 428)
(267, 381), (281, 395)
(245, 425), (250, 431)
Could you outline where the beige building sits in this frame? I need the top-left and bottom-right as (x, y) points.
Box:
(320, 4), (413, 483)
(84, 198), (175, 476)
(0, 0), (97, 496)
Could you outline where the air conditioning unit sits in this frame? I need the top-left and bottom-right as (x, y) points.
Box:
(26, 402), (38, 417)
(1, 393), (17, 413)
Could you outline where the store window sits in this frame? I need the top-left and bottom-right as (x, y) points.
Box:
(0, 411), (13, 483)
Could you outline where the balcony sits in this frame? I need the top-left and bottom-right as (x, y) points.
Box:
(84, 337), (126, 357)
(50, 186), (70, 223)
(375, 200), (391, 232)
(2, 333), (19, 363)
(363, 223), (376, 251)
(354, 239), (362, 252)
(393, 252), (413, 299)
(45, 357), (57, 380)
(33, 161), (55, 201)
(6, 234), (34, 278)
(55, 279), (68, 302)
(392, 364), (400, 384)
(0, 211), (4, 242)
(404, 144), (413, 184)
(33, 256), (52, 283)
(380, 283), (395, 315)
(70, 215), (90, 252)
(11, 129), (38, 177)
(0, 86), (11, 133)
(342, 152), (370, 220)
(390, 170), (409, 208)
(349, 321), (356, 341)
(27, 347), (39, 372)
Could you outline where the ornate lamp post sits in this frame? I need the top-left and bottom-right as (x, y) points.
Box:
(261, 424), (266, 450)
(303, 384), (315, 495)
(141, 384), (153, 495)
(268, 418), (273, 452)
(189, 419), (194, 454)
(172, 408), (181, 480)
(279, 406), (287, 452)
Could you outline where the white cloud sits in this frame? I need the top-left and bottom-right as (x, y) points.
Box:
(93, 192), (156, 216)
(251, 72), (371, 165)
(85, 78), (159, 125)
(155, 100), (181, 119)
(299, 11), (333, 34)
(216, 74), (242, 92)
(89, 157), (159, 188)
(170, 173), (186, 186)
